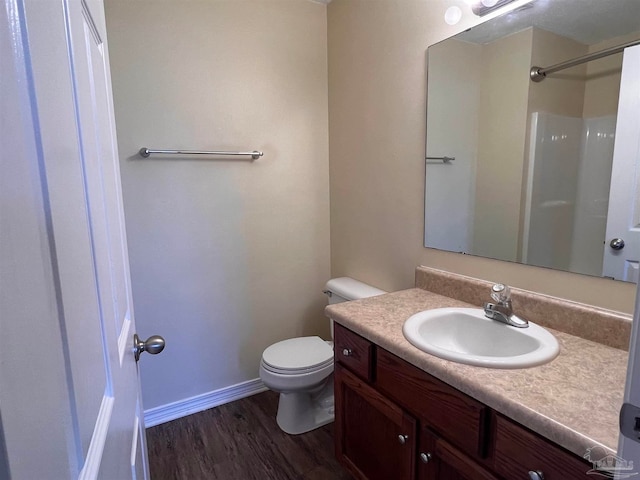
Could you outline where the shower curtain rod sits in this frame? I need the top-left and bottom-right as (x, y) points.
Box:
(530, 38), (640, 82)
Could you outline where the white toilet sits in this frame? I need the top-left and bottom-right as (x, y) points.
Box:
(259, 277), (386, 435)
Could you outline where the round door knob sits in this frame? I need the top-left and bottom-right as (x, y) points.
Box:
(419, 452), (432, 464)
(610, 238), (625, 250)
(342, 348), (352, 357)
(134, 334), (165, 361)
(397, 434), (408, 445)
(528, 471), (545, 480)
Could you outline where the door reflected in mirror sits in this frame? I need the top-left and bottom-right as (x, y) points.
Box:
(424, 0), (640, 283)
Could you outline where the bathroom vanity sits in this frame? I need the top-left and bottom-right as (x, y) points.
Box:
(327, 268), (631, 480)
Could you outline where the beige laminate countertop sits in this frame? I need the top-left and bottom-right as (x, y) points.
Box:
(325, 288), (628, 458)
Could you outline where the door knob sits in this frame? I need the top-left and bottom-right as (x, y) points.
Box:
(610, 238), (625, 250)
(134, 334), (165, 361)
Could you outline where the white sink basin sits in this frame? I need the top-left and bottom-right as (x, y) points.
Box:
(402, 307), (559, 369)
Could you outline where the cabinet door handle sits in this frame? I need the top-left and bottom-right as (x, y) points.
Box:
(528, 471), (545, 480)
(398, 434), (408, 445)
(342, 348), (352, 357)
(419, 452), (432, 463)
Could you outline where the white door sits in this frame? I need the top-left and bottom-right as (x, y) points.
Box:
(620, 282), (640, 474)
(617, 44), (640, 470)
(0, 0), (157, 478)
(602, 45), (640, 283)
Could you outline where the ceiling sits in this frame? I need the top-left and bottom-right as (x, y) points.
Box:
(458, 0), (640, 45)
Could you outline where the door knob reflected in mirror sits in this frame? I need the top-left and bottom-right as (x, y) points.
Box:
(610, 238), (625, 250)
(134, 334), (165, 362)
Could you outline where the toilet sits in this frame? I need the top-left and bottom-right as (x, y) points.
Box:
(259, 277), (386, 435)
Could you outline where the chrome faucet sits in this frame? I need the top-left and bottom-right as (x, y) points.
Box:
(484, 284), (529, 328)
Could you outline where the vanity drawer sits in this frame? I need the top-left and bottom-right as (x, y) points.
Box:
(334, 323), (374, 382)
(375, 348), (488, 457)
(492, 414), (592, 480)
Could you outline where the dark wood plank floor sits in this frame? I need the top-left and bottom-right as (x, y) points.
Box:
(147, 391), (352, 480)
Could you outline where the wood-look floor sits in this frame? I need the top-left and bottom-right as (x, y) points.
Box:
(146, 391), (352, 480)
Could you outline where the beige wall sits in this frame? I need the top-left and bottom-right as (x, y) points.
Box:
(528, 28), (587, 118)
(583, 31), (640, 118)
(328, 0), (636, 314)
(105, 0), (330, 409)
(425, 38), (481, 253)
(473, 29), (532, 262)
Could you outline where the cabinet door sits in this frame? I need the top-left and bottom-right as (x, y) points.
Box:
(376, 348), (487, 457)
(335, 363), (417, 480)
(418, 429), (499, 480)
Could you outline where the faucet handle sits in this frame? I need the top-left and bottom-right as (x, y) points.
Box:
(491, 284), (511, 304)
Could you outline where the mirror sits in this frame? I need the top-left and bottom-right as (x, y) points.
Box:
(424, 0), (640, 282)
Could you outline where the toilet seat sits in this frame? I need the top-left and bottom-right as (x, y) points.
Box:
(262, 336), (333, 374)
(261, 358), (333, 376)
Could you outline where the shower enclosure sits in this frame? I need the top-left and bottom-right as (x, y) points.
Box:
(523, 112), (616, 276)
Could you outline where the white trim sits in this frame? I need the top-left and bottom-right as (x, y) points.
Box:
(79, 395), (115, 480)
(143, 379), (268, 427)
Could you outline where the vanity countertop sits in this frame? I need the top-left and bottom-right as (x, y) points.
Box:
(325, 287), (628, 458)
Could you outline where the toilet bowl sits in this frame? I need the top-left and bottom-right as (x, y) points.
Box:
(259, 336), (335, 434)
(259, 277), (386, 435)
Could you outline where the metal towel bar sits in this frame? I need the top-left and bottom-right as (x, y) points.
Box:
(139, 148), (263, 160)
(425, 156), (455, 164)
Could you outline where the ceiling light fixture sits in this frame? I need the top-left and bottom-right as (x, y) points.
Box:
(444, 5), (463, 25)
(471, 0), (517, 16)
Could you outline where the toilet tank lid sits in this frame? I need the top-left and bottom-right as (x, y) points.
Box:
(324, 277), (386, 300)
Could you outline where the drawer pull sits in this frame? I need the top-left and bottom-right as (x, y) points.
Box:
(528, 471), (544, 480)
(419, 452), (432, 464)
(398, 434), (409, 445)
(342, 348), (352, 357)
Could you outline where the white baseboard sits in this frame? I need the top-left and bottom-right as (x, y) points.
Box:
(144, 378), (268, 428)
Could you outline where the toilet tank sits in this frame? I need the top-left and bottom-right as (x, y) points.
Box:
(324, 277), (386, 304)
(324, 277), (386, 339)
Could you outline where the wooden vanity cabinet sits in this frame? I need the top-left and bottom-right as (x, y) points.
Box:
(334, 364), (417, 480)
(334, 324), (593, 480)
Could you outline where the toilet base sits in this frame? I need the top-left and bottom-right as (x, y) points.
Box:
(275, 377), (334, 435)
